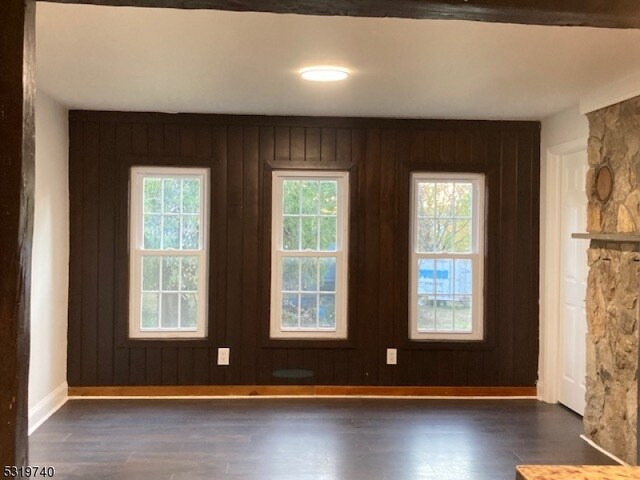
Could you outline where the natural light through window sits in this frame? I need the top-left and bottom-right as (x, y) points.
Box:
(129, 167), (209, 339)
(270, 171), (349, 339)
(410, 172), (484, 341)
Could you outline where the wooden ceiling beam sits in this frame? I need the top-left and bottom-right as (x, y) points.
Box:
(38, 0), (640, 29)
(0, 0), (35, 469)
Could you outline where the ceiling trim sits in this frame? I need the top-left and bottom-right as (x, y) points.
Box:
(37, 0), (640, 29)
(580, 70), (640, 114)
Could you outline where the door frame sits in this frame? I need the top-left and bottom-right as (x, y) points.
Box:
(538, 137), (588, 404)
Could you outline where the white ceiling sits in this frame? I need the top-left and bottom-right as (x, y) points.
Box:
(36, 3), (640, 120)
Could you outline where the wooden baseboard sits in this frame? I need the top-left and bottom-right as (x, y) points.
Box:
(68, 385), (537, 397)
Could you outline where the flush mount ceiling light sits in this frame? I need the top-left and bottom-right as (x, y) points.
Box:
(299, 66), (350, 82)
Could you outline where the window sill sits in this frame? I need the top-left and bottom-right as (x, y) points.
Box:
(118, 336), (215, 349)
(401, 337), (494, 351)
(129, 333), (206, 340)
(410, 334), (484, 342)
(262, 337), (356, 350)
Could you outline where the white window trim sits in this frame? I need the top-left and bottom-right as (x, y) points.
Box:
(409, 172), (485, 341)
(129, 166), (210, 339)
(270, 170), (349, 340)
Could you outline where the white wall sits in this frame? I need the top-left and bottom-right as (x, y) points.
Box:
(541, 105), (589, 153)
(29, 90), (69, 433)
(538, 105), (588, 403)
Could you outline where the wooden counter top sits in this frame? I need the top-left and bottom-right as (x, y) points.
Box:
(516, 465), (640, 479)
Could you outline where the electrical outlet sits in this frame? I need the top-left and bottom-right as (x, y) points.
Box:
(217, 347), (230, 366)
(386, 348), (397, 365)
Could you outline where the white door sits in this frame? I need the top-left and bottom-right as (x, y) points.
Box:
(558, 149), (589, 415)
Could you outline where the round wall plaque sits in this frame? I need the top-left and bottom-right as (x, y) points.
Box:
(595, 164), (613, 203)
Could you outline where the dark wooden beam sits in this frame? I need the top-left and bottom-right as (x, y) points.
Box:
(38, 0), (640, 29)
(0, 0), (36, 468)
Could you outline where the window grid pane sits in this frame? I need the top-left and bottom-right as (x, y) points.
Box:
(280, 255), (337, 330)
(143, 176), (201, 251)
(416, 255), (474, 333)
(415, 181), (473, 254)
(282, 179), (338, 253)
(141, 293), (159, 329)
(140, 255), (200, 331)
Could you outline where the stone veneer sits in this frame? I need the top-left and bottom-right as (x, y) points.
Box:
(585, 97), (640, 464)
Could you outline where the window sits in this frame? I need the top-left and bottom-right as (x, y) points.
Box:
(270, 171), (349, 339)
(410, 173), (485, 341)
(129, 167), (209, 339)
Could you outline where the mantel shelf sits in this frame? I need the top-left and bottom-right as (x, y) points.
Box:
(572, 232), (640, 242)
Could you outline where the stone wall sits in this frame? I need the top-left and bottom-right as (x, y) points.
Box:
(585, 97), (640, 464)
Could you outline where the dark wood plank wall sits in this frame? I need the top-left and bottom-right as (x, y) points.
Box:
(68, 111), (540, 387)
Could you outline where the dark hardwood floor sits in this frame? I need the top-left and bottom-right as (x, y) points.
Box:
(30, 399), (615, 480)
